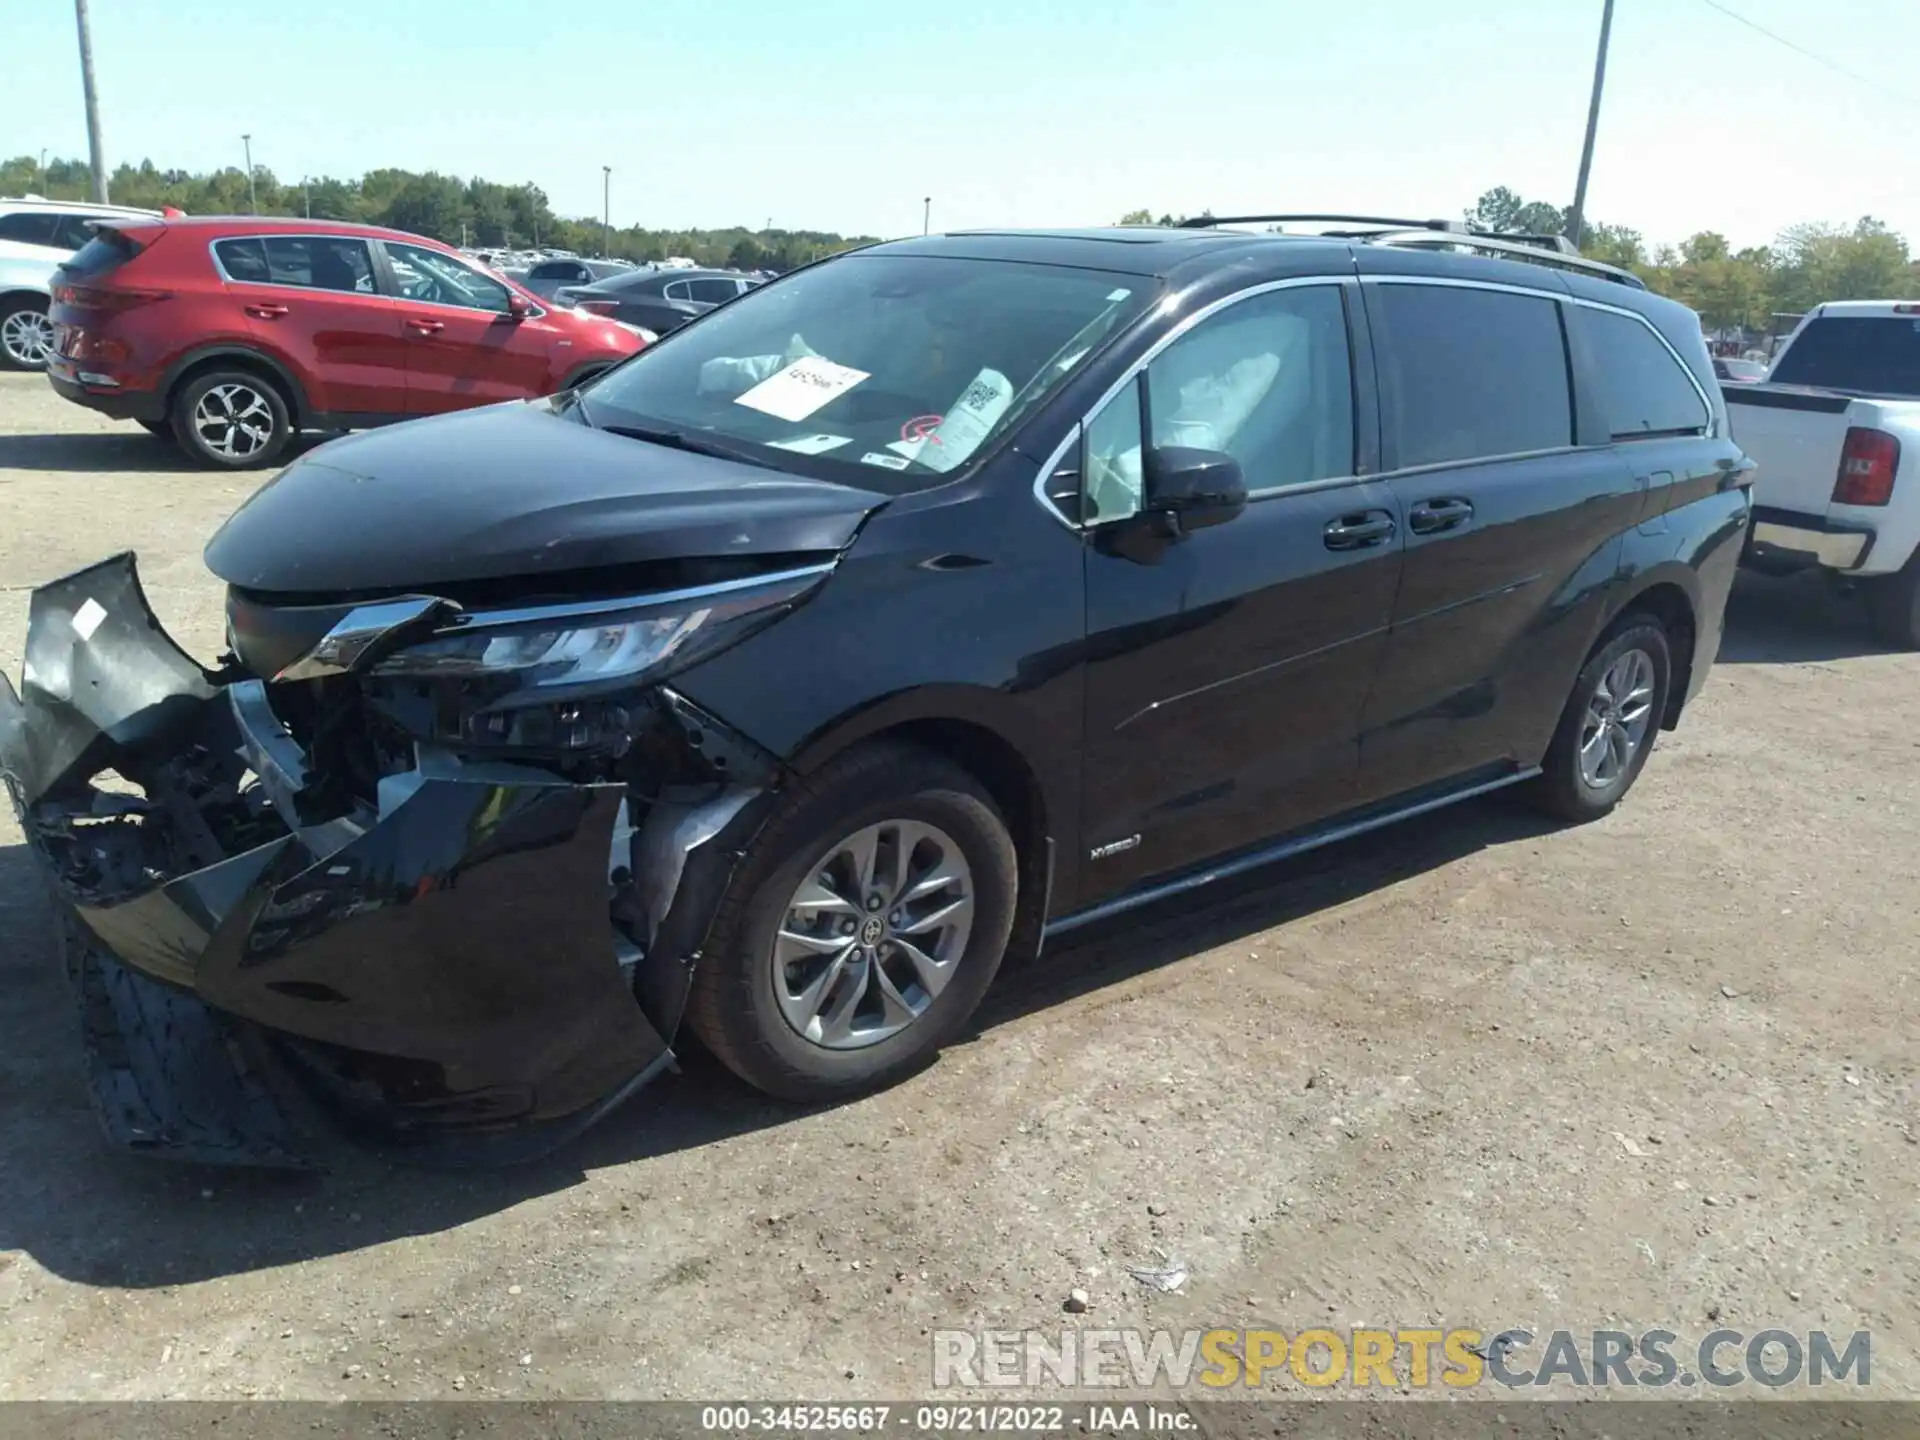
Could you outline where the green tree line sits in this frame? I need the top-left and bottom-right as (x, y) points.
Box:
(2, 154), (878, 273)
(1123, 188), (1920, 334)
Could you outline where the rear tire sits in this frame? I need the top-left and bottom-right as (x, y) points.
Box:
(1866, 555), (1920, 650)
(684, 741), (1018, 1102)
(1527, 617), (1673, 822)
(170, 369), (293, 470)
(0, 296), (54, 371)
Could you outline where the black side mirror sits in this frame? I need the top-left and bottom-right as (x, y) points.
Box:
(1143, 446), (1248, 533)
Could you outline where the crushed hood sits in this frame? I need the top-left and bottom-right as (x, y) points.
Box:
(202, 400), (888, 597)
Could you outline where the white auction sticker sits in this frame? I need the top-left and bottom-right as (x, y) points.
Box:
(71, 597), (108, 641)
(733, 356), (870, 423)
(767, 432), (852, 455)
(859, 452), (912, 471)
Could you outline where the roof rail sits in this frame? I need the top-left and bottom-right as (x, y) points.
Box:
(1181, 212), (1644, 289)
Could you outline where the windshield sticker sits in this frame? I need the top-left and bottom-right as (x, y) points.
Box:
(859, 452), (913, 471)
(767, 432), (853, 455)
(1107, 288), (1133, 302)
(887, 369), (1014, 473)
(733, 355), (870, 423)
(698, 334), (821, 398)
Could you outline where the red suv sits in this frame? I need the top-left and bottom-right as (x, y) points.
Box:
(45, 216), (648, 468)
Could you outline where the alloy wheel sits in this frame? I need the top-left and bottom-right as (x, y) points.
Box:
(191, 382), (276, 460)
(770, 819), (975, 1050)
(1578, 647), (1656, 790)
(0, 309), (54, 368)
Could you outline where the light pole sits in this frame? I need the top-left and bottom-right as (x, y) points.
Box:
(73, 0), (109, 202)
(1567, 0), (1615, 249)
(602, 166), (612, 257)
(241, 133), (257, 214)
(303, 177), (311, 218)
(923, 196), (931, 235)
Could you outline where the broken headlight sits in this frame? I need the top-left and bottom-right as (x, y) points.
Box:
(367, 566), (826, 755)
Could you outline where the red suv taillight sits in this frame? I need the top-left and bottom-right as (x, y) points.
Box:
(1832, 427), (1901, 507)
(52, 282), (171, 312)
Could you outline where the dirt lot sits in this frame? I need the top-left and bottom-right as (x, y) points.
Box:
(0, 369), (1914, 1402)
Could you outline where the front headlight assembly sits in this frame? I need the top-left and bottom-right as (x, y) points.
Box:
(366, 564), (828, 755)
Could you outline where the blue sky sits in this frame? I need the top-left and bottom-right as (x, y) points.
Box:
(9, 0), (1920, 248)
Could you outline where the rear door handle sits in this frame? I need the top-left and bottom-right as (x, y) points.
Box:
(1408, 497), (1474, 535)
(405, 318), (445, 335)
(1323, 511), (1397, 551)
(244, 302), (290, 319)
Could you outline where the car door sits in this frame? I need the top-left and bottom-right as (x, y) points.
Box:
(379, 240), (562, 412)
(1071, 278), (1404, 901)
(212, 234), (410, 418)
(1353, 270), (1642, 801)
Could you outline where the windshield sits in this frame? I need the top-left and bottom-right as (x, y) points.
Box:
(1771, 316), (1920, 397)
(575, 253), (1153, 491)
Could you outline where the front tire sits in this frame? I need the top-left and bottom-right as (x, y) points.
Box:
(0, 296), (54, 371)
(170, 369), (293, 469)
(685, 742), (1018, 1101)
(1529, 618), (1672, 822)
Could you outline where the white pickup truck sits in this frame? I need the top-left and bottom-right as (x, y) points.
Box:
(1728, 299), (1920, 647)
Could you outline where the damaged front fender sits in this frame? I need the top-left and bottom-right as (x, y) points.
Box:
(0, 554), (777, 1166)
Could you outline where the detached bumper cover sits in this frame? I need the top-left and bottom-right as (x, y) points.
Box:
(0, 555), (756, 1166)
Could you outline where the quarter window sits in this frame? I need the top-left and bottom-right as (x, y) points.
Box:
(384, 241), (514, 313)
(1082, 285), (1355, 523)
(1573, 307), (1710, 439)
(686, 277), (741, 305)
(1370, 284), (1573, 468)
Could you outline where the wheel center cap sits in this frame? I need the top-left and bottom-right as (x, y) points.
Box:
(859, 917), (885, 946)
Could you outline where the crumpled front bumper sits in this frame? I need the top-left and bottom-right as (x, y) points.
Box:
(0, 555), (766, 1167)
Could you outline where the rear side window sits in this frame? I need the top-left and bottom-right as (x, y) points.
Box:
(686, 278), (740, 304)
(0, 212), (61, 245)
(1370, 284), (1573, 468)
(215, 237), (375, 293)
(1572, 307), (1710, 439)
(1771, 317), (1920, 397)
(62, 229), (139, 278)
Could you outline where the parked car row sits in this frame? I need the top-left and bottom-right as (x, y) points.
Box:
(0, 214), (1760, 1166)
(554, 265), (761, 334)
(40, 213), (651, 467)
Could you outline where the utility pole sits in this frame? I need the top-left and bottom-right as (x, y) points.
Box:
(923, 196), (931, 235)
(303, 178), (311, 218)
(241, 133), (257, 213)
(602, 166), (612, 257)
(72, 0), (109, 202)
(1567, 0), (1615, 250)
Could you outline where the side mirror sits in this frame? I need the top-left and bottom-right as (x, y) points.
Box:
(506, 292), (532, 320)
(1143, 446), (1247, 534)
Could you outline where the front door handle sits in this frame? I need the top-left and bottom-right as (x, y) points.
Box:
(244, 302), (290, 320)
(1324, 511), (1396, 551)
(405, 318), (446, 335)
(1408, 497), (1474, 535)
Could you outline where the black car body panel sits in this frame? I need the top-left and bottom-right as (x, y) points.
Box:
(204, 400), (889, 595)
(0, 227), (1753, 1165)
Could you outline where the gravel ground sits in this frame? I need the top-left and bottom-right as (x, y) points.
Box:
(0, 370), (1914, 1402)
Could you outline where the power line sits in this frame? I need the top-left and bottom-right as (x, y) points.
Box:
(1695, 0), (1920, 113)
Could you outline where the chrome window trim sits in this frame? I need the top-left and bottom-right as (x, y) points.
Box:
(1361, 273), (1717, 439)
(430, 560), (838, 634)
(207, 234), (383, 296)
(1029, 276), (1359, 531)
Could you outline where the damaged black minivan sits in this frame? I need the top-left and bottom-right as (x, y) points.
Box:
(0, 222), (1754, 1165)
